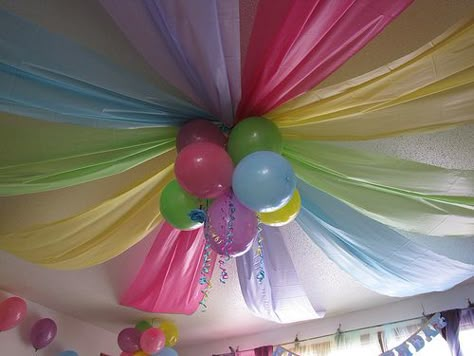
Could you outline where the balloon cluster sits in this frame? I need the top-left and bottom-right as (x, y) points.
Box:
(160, 117), (300, 257)
(117, 319), (179, 356)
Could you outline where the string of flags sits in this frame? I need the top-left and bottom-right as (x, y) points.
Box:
(380, 312), (447, 356)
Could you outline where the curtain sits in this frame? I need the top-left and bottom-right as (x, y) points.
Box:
(288, 319), (425, 356)
(213, 345), (273, 356)
(442, 308), (474, 356)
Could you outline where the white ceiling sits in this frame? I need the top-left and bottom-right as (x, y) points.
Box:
(0, 0), (474, 350)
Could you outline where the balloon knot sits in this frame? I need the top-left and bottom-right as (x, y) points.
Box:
(189, 209), (207, 223)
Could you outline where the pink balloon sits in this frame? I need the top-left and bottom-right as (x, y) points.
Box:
(118, 327), (141, 353)
(175, 142), (233, 199)
(120, 353), (133, 356)
(0, 297), (27, 331)
(140, 327), (165, 354)
(176, 119), (227, 152)
(207, 191), (258, 257)
(30, 318), (57, 351)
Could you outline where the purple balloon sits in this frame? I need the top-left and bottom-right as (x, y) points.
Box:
(30, 318), (57, 351)
(118, 327), (141, 353)
(207, 191), (258, 257)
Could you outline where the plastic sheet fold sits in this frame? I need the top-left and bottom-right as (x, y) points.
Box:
(237, 0), (413, 119)
(0, 165), (173, 269)
(0, 9), (207, 128)
(100, 0), (241, 125)
(296, 180), (474, 297)
(269, 16), (474, 140)
(121, 223), (217, 314)
(236, 226), (324, 323)
(284, 141), (474, 236)
(0, 113), (177, 196)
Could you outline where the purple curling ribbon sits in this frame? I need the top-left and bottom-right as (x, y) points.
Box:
(254, 221), (265, 284)
(199, 201), (213, 311)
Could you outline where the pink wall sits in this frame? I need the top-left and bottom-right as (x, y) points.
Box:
(0, 290), (120, 356)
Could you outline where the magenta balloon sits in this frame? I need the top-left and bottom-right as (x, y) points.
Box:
(208, 192), (258, 257)
(0, 297), (27, 331)
(175, 142), (233, 199)
(176, 119), (227, 152)
(118, 327), (141, 353)
(30, 318), (57, 351)
(140, 327), (165, 354)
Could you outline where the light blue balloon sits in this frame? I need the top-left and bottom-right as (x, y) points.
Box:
(154, 347), (178, 356)
(232, 151), (296, 212)
(59, 351), (78, 356)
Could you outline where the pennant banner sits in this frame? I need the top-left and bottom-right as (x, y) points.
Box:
(273, 345), (300, 356)
(380, 313), (447, 355)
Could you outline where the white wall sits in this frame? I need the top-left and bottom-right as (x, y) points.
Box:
(177, 281), (474, 356)
(0, 290), (120, 356)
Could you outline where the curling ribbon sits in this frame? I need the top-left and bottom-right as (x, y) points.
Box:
(199, 202), (213, 311)
(254, 221), (265, 284)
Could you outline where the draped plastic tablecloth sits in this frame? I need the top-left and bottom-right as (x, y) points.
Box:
(296, 180), (474, 297)
(0, 165), (173, 269)
(121, 222), (217, 314)
(100, 0), (241, 125)
(0, 113), (177, 195)
(237, 225), (325, 323)
(237, 0), (413, 119)
(0, 9), (207, 128)
(268, 16), (474, 140)
(284, 141), (474, 236)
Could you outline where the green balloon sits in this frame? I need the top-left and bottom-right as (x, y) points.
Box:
(227, 116), (282, 163)
(160, 180), (202, 230)
(135, 320), (152, 332)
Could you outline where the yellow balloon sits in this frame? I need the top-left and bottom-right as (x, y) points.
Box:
(259, 189), (301, 226)
(158, 320), (179, 347)
(133, 352), (149, 356)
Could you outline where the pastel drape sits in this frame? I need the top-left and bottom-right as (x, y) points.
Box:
(0, 9), (206, 128)
(0, 113), (177, 196)
(121, 223), (217, 314)
(296, 180), (474, 297)
(236, 226), (324, 323)
(269, 16), (474, 140)
(0, 165), (173, 269)
(0, 0), (189, 100)
(237, 0), (413, 119)
(284, 141), (474, 236)
(100, 0), (241, 125)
